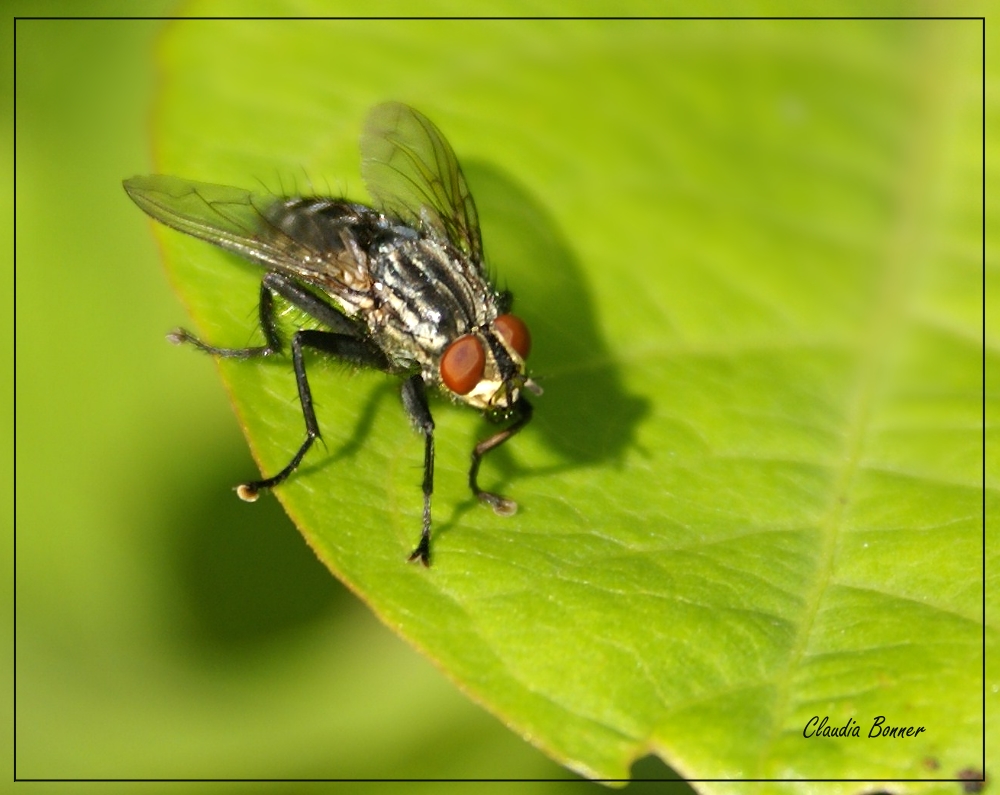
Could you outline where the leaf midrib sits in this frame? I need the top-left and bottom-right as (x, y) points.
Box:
(754, 22), (956, 775)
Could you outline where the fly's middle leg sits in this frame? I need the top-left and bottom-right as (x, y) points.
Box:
(169, 271), (389, 501)
(235, 328), (388, 501)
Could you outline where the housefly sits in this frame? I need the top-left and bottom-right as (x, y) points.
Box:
(124, 102), (540, 566)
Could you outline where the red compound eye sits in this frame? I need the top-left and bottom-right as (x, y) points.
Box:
(440, 335), (486, 395)
(494, 314), (531, 359)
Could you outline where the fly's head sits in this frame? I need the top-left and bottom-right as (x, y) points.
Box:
(438, 313), (541, 414)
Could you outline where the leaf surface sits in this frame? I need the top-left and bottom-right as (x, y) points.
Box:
(147, 12), (989, 787)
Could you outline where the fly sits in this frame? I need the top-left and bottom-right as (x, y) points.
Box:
(123, 102), (540, 566)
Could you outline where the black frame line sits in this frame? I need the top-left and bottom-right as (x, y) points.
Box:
(11, 12), (988, 788)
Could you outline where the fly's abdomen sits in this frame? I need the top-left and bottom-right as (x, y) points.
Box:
(263, 199), (381, 255)
(257, 199), (394, 317)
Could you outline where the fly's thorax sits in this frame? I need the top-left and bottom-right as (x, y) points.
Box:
(366, 233), (497, 366)
(363, 232), (535, 411)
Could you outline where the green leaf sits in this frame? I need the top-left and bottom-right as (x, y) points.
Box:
(143, 11), (989, 787)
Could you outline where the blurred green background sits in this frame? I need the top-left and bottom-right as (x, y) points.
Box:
(13, 4), (990, 792)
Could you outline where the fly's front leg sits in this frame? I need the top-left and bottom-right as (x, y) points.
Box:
(470, 398), (533, 516)
(401, 375), (435, 566)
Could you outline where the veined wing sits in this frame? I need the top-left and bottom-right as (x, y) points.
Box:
(361, 102), (484, 263)
(122, 175), (371, 295)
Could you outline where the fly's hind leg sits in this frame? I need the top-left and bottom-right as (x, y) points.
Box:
(168, 275), (283, 357)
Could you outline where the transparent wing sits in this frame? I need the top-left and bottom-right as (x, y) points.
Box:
(361, 102), (483, 262)
(122, 175), (370, 294)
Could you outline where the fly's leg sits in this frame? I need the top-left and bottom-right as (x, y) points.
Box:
(470, 398), (533, 516)
(168, 270), (362, 356)
(236, 328), (389, 501)
(168, 277), (282, 357)
(401, 375), (435, 567)
(169, 270), (389, 500)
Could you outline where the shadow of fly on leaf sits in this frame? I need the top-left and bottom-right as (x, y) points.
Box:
(124, 102), (541, 567)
